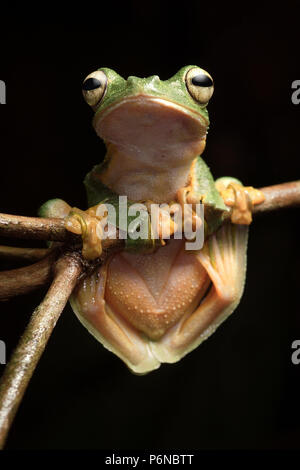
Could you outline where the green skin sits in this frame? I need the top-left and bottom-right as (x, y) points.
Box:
(40, 65), (241, 246)
(93, 66), (211, 120)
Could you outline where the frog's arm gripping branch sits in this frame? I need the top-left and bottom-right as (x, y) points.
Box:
(0, 181), (299, 301)
(0, 180), (299, 448)
(0, 181), (299, 244)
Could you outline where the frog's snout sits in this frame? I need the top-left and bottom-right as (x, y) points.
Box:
(127, 75), (160, 92)
(126, 76), (143, 89)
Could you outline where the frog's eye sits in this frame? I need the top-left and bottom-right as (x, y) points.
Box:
(185, 67), (214, 106)
(82, 70), (107, 108)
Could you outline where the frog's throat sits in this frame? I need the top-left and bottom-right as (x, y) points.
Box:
(91, 95), (208, 203)
(92, 95), (208, 158)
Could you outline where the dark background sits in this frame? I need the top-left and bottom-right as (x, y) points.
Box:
(0, 2), (299, 450)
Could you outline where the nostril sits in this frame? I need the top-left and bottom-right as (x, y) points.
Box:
(149, 75), (160, 84)
(127, 76), (139, 84)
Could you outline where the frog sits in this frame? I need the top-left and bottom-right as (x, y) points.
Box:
(39, 65), (265, 374)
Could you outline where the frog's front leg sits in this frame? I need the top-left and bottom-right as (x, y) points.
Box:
(215, 177), (265, 224)
(39, 198), (103, 260)
(65, 206), (104, 259)
(150, 222), (248, 363)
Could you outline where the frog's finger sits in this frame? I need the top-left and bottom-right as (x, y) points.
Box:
(65, 208), (103, 260)
(216, 178), (265, 225)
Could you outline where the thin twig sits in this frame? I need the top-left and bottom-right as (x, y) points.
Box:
(0, 245), (49, 262)
(0, 213), (80, 242)
(253, 181), (300, 214)
(0, 251), (83, 449)
(0, 238), (123, 302)
(0, 182), (299, 244)
(0, 250), (59, 301)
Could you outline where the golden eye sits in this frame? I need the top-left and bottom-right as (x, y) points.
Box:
(186, 67), (214, 106)
(82, 70), (107, 108)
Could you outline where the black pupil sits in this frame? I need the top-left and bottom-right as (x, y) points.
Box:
(191, 74), (213, 87)
(82, 77), (102, 91)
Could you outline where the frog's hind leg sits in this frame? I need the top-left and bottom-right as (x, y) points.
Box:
(150, 223), (248, 364)
(70, 263), (161, 374)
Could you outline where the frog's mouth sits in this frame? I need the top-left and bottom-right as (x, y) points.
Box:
(93, 95), (208, 165)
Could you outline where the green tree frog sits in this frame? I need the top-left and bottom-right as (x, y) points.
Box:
(39, 66), (264, 374)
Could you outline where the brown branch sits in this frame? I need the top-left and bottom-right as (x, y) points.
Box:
(0, 251), (83, 449)
(0, 181), (298, 303)
(0, 245), (49, 262)
(0, 238), (123, 302)
(0, 181), (299, 244)
(0, 213), (80, 242)
(0, 250), (59, 301)
(253, 181), (300, 214)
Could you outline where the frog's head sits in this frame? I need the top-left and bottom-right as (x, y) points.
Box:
(82, 66), (214, 164)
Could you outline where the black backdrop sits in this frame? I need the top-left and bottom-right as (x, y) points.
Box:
(0, 2), (299, 450)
